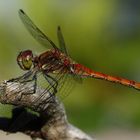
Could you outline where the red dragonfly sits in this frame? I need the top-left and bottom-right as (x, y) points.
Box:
(10, 9), (140, 103)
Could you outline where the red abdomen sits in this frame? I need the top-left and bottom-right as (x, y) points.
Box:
(72, 63), (140, 90)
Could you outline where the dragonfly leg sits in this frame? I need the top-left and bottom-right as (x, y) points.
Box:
(33, 74), (58, 108)
(22, 74), (37, 92)
(44, 74), (58, 101)
(8, 71), (38, 100)
(8, 70), (33, 83)
(16, 74), (37, 101)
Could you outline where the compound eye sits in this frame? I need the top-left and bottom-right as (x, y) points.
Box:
(17, 50), (33, 70)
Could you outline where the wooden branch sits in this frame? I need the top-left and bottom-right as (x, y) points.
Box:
(0, 80), (95, 140)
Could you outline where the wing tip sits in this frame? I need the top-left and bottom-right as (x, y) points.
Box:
(58, 26), (61, 31)
(19, 9), (25, 14)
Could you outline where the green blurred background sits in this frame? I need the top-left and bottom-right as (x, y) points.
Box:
(0, 0), (140, 136)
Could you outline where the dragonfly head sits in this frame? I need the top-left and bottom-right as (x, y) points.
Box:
(17, 50), (33, 70)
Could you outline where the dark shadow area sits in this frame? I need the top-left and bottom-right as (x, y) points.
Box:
(0, 107), (47, 138)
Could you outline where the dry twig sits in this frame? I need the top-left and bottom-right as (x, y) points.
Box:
(0, 80), (95, 140)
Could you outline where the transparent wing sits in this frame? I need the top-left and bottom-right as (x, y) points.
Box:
(57, 73), (76, 100)
(32, 66), (67, 106)
(57, 26), (68, 55)
(32, 72), (83, 107)
(19, 9), (58, 50)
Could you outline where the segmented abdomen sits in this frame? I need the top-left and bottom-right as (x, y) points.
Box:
(73, 63), (140, 90)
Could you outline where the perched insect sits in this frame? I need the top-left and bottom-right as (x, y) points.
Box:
(10, 9), (140, 104)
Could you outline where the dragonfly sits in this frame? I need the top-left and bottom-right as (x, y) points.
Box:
(10, 9), (140, 104)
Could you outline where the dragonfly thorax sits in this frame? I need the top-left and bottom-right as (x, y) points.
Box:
(17, 50), (33, 70)
(36, 49), (72, 73)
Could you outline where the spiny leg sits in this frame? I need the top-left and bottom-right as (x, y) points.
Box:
(17, 74), (38, 102)
(21, 74), (37, 94)
(33, 74), (59, 108)
(33, 68), (66, 109)
(8, 70), (33, 82)
(8, 70), (38, 100)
